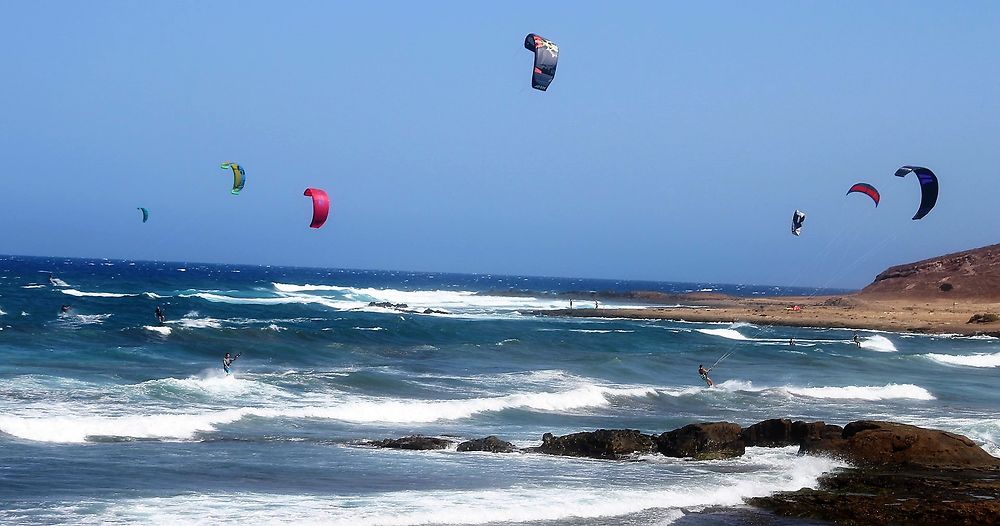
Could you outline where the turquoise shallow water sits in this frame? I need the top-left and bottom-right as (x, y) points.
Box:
(1, 255), (997, 525)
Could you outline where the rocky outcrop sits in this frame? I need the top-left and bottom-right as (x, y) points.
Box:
(752, 420), (1000, 525)
(800, 420), (1000, 469)
(968, 313), (1000, 324)
(531, 429), (655, 459)
(860, 243), (1000, 299)
(457, 436), (516, 453)
(657, 422), (744, 460)
(748, 467), (1000, 526)
(367, 435), (452, 450)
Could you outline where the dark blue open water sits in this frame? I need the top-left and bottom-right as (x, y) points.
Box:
(1, 255), (996, 525)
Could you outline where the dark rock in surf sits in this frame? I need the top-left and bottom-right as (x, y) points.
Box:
(799, 420), (1000, 469)
(657, 422), (745, 460)
(457, 436), (516, 453)
(741, 419), (842, 448)
(531, 429), (656, 459)
(741, 419), (794, 447)
(367, 435), (451, 450)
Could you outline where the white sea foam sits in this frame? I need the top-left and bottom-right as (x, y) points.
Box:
(353, 326), (385, 331)
(169, 316), (224, 329)
(143, 292), (168, 299)
(696, 328), (748, 340)
(655, 380), (934, 401)
(924, 352), (1000, 368)
(60, 289), (136, 298)
(264, 324), (286, 332)
(67, 448), (841, 525)
(56, 313), (113, 326)
(271, 282), (648, 314)
(858, 334), (898, 353)
(272, 283), (352, 293)
(0, 385), (656, 443)
(50, 278), (70, 287)
(21, 284), (46, 289)
(782, 383), (933, 401)
(143, 325), (172, 336)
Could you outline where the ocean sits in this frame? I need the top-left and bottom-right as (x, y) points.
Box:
(1, 255), (997, 525)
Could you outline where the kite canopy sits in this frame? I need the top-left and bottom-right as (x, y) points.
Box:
(894, 165), (938, 220)
(524, 33), (558, 91)
(137, 207), (149, 223)
(221, 162), (246, 195)
(303, 188), (330, 229)
(791, 209), (806, 236)
(847, 183), (880, 207)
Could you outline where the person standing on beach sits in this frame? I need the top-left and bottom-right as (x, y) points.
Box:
(698, 364), (714, 387)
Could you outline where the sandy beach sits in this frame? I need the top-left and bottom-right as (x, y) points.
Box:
(541, 294), (1000, 336)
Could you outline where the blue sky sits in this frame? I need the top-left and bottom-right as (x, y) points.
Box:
(1, 1), (998, 288)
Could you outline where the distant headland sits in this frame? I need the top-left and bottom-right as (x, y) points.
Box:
(535, 243), (1000, 337)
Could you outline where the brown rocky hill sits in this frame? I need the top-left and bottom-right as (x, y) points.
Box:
(859, 243), (1000, 299)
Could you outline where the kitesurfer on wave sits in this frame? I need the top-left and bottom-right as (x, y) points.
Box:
(223, 352), (240, 375)
(154, 305), (166, 324)
(698, 364), (714, 387)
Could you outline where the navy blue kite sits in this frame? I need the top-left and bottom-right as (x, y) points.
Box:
(894, 166), (938, 220)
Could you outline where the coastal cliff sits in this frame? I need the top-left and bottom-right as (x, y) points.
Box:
(860, 243), (1000, 299)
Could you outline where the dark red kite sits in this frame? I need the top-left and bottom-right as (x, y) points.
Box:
(846, 183), (880, 207)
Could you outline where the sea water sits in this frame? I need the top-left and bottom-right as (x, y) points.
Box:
(0, 255), (996, 525)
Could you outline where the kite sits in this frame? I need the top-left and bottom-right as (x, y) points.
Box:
(221, 162), (246, 195)
(524, 33), (559, 91)
(791, 210), (806, 236)
(893, 166), (938, 220)
(137, 207), (149, 223)
(303, 188), (330, 229)
(847, 183), (880, 207)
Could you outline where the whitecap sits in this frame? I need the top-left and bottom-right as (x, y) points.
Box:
(924, 352), (1000, 368)
(61, 289), (136, 298)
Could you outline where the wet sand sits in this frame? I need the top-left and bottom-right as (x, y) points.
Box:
(539, 295), (1000, 336)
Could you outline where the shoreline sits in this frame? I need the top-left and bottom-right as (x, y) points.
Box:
(534, 294), (1000, 337)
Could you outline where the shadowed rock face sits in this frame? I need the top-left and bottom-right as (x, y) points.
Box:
(860, 243), (1000, 299)
(657, 422), (744, 460)
(748, 468), (1000, 526)
(367, 436), (452, 450)
(457, 436), (516, 453)
(753, 420), (1000, 526)
(800, 420), (1000, 469)
(531, 429), (656, 459)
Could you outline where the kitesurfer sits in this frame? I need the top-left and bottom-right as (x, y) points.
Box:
(853, 332), (861, 347)
(48, 274), (57, 286)
(223, 352), (240, 375)
(698, 364), (714, 387)
(154, 306), (166, 324)
(789, 338), (795, 346)
(60, 304), (70, 314)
